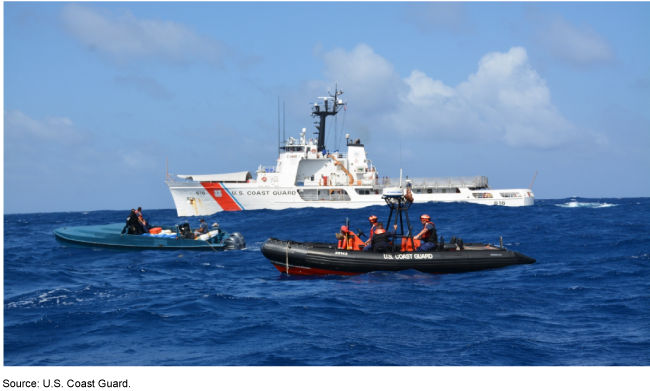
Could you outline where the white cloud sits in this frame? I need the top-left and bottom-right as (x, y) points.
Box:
(320, 44), (405, 113)
(4, 110), (157, 173)
(318, 45), (603, 149)
(530, 12), (614, 67)
(60, 4), (228, 67)
(4, 109), (88, 145)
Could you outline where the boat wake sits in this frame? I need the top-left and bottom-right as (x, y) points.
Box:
(556, 201), (617, 208)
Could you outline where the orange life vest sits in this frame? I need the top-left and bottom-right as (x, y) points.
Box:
(420, 222), (437, 243)
(401, 238), (421, 251)
(369, 223), (378, 239)
(338, 232), (363, 251)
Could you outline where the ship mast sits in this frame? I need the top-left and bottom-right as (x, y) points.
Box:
(311, 84), (345, 152)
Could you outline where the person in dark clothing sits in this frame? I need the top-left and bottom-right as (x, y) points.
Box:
(126, 209), (144, 235)
(371, 222), (398, 252)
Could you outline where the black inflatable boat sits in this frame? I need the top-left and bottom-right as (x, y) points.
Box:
(261, 187), (535, 276)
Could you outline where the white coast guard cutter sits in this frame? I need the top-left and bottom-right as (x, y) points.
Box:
(166, 86), (534, 216)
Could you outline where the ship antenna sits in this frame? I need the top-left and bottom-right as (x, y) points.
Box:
(529, 171), (538, 189)
(399, 141), (402, 188)
(312, 82), (345, 153)
(278, 97), (281, 155)
(283, 101), (286, 150)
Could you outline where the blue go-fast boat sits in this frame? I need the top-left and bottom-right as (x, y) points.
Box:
(53, 222), (245, 251)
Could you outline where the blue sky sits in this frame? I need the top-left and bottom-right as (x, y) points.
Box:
(3, 2), (649, 214)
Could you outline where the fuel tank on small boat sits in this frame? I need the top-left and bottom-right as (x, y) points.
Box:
(261, 238), (535, 276)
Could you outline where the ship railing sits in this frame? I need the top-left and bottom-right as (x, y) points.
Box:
(167, 174), (193, 182)
(373, 176), (489, 189)
(257, 166), (278, 173)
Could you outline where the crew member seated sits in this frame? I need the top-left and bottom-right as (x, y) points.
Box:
(413, 214), (438, 251)
(336, 225), (364, 251)
(136, 207), (150, 233)
(370, 222), (398, 252)
(194, 218), (209, 239)
(362, 215), (379, 251)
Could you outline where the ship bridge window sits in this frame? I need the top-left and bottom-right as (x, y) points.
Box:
(472, 193), (493, 198)
(297, 189), (351, 202)
(355, 189), (372, 195)
(500, 192), (521, 198)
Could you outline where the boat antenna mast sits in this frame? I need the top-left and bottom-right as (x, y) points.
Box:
(311, 83), (345, 152)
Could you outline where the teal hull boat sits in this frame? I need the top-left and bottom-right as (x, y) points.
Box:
(53, 223), (245, 251)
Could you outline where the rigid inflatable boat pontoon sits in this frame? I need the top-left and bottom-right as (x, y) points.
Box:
(261, 187), (535, 275)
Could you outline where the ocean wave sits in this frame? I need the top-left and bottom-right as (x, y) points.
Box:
(5, 200), (650, 366)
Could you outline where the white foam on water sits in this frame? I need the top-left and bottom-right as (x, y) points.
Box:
(556, 201), (617, 208)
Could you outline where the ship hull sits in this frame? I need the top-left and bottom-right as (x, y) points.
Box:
(166, 181), (534, 216)
(261, 238), (536, 276)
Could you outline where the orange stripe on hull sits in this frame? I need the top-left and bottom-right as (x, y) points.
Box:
(201, 183), (242, 211)
(273, 264), (360, 276)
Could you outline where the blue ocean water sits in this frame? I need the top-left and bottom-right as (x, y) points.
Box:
(4, 198), (649, 366)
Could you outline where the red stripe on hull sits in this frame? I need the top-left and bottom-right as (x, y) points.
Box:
(201, 183), (242, 211)
(272, 264), (361, 276)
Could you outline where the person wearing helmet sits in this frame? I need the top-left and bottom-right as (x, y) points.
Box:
(413, 214), (438, 251)
(370, 222), (398, 252)
(337, 225), (364, 251)
(362, 215), (379, 251)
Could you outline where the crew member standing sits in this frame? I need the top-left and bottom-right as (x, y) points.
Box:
(413, 214), (438, 251)
(362, 215), (379, 251)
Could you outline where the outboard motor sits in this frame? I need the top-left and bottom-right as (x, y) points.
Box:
(457, 238), (464, 250)
(436, 237), (444, 251)
(450, 236), (457, 244)
(224, 232), (246, 251)
(230, 232), (246, 249)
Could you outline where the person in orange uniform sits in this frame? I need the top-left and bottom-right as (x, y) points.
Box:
(337, 226), (364, 251)
(413, 214), (438, 251)
(362, 215), (379, 251)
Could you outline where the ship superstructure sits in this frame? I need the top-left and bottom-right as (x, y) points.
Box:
(166, 86), (534, 216)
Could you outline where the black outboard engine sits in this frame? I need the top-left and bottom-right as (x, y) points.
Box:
(224, 232), (246, 250)
(437, 237), (444, 251)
